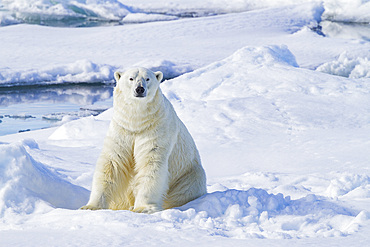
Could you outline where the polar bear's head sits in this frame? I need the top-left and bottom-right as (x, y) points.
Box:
(114, 67), (163, 100)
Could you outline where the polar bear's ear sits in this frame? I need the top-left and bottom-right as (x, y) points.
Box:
(114, 71), (122, 82)
(155, 71), (163, 83)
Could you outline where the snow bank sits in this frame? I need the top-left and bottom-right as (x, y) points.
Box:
(0, 58), (194, 86)
(326, 173), (370, 198)
(0, 60), (115, 86)
(161, 44), (370, 180)
(0, 12), (20, 26)
(159, 188), (366, 239)
(48, 113), (110, 145)
(209, 172), (370, 203)
(162, 44), (370, 137)
(163, 45), (298, 101)
(0, 140), (89, 219)
(316, 51), (370, 78)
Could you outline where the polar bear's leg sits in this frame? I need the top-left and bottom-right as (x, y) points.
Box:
(80, 152), (132, 210)
(132, 163), (169, 213)
(132, 145), (171, 213)
(164, 164), (207, 209)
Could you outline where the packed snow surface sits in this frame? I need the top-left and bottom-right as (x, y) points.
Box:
(0, 0), (370, 246)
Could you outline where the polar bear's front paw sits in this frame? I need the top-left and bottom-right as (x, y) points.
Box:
(79, 205), (101, 210)
(132, 205), (162, 214)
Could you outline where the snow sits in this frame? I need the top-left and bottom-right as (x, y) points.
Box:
(1, 0), (370, 27)
(0, 0), (132, 22)
(317, 51), (370, 78)
(0, 139), (89, 219)
(1, 0), (370, 246)
(171, 189), (363, 238)
(122, 0), (370, 23)
(0, 11), (20, 26)
(0, 59), (116, 86)
(121, 13), (179, 24)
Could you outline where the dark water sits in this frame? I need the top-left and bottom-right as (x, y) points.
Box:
(318, 21), (370, 41)
(0, 83), (113, 136)
(18, 16), (121, 28)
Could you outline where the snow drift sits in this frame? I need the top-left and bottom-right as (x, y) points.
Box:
(0, 60), (116, 86)
(0, 59), (193, 86)
(165, 189), (366, 239)
(317, 51), (370, 78)
(162, 45), (370, 143)
(0, 139), (89, 218)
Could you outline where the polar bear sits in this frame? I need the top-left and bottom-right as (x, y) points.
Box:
(80, 67), (207, 213)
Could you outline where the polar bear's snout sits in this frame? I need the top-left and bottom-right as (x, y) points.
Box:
(133, 78), (147, 97)
(135, 86), (146, 97)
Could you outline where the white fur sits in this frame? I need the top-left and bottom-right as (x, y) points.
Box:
(80, 67), (206, 213)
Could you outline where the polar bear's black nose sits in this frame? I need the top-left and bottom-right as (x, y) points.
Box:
(135, 86), (145, 95)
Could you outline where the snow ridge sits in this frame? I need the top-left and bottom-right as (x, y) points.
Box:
(0, 140), (89, 219)
(161, 188), (363, 239)
(0, 59), (194, 86)
(0, 60), (116, 86)
(317, 51), (370, 78)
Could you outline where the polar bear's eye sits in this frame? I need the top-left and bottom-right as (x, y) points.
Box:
(129, 78), (134, 81)
(146, 78), (150, 81)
